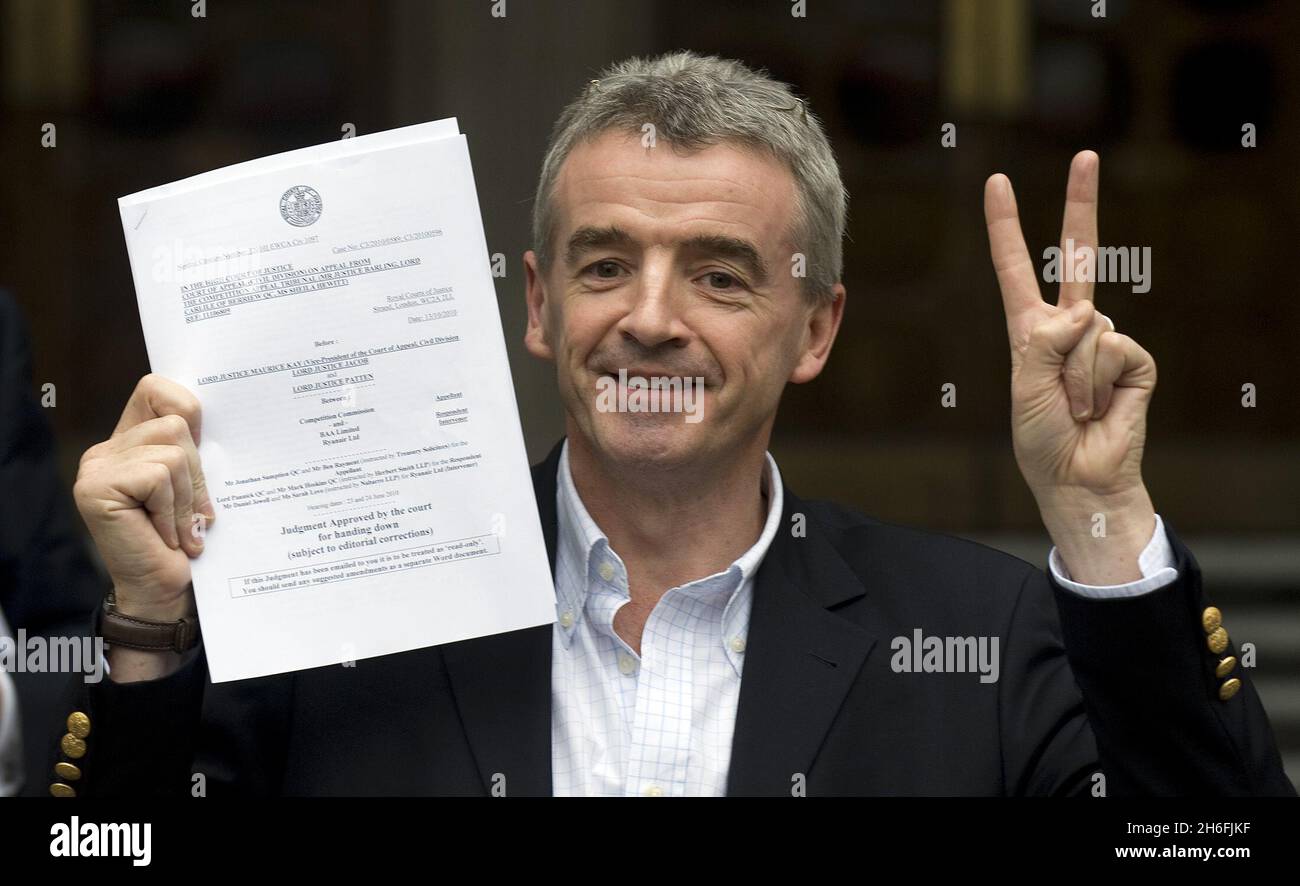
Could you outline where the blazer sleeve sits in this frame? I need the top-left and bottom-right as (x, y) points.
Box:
(1047, 520), (1295, 796)
(48, 641), (294, 797)
(996, 564), (1100, 796)
(0, 290), (103, 634)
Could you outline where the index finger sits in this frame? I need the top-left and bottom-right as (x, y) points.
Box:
(112, 373), (203, 445)
(984, 173), (1044, 323)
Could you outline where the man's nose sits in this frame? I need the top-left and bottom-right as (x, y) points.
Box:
(615, 268), (688, 349)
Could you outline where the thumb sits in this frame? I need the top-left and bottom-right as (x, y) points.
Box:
(1019, 301), (1094, 383)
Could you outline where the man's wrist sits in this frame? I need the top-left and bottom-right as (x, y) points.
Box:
(107, 584), (196, 624)
(100, 585), (200, 656)
(1035, 484), (1156, 585)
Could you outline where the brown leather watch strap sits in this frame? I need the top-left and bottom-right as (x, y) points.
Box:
(99, 594), (201, 653)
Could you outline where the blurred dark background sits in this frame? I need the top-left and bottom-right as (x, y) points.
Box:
(1, 0), (1296, 784)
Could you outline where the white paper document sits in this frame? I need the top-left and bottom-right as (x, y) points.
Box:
(118, 120), (556, 682)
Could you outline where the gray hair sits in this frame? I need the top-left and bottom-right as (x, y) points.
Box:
(531, 50), (847, 303)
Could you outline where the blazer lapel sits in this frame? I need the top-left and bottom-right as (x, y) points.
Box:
(439, 443), (882, 797)
(439, 441), (564, 797)
(726, 490), (882, 796)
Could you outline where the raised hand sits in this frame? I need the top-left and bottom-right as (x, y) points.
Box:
(984, 151), (1157, 584)
(74, 374), (215, 680)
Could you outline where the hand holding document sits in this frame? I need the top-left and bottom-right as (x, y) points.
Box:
(117, 120), (556, 682)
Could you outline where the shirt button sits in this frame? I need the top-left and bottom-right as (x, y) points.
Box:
(618, 652), (637, 676)
(558, 610), (574, 629)
(598, 561), (615, 582)
(730, 636), (746, 653)
(643, 784), (664, 797)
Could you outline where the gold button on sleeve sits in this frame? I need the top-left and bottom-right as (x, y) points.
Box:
(66, 711), (91, 739)
(1219, 678), (1242, 701)
(1206, 627), (1229, 655)
(1215, 656), (1237, 679)
(54, 762), (82, 781)
(1201, 606), (1223, 633)
(49, 783), (76, 798)
(60, 734), (87, 759)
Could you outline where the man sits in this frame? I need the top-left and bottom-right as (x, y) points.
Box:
(0, 290), (104, 796)
(49, 51), (1292, 796)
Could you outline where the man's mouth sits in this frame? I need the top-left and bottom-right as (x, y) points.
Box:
(595, 367), (711, 387)
(590, 365), (711, 424)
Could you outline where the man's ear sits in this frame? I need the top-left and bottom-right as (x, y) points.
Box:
(789, 283), (845, 384)
(523, 249), (555, 361)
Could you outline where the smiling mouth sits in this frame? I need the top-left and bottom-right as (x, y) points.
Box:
(596, 367), (712, 387)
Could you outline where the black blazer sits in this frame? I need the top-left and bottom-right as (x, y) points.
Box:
(52, 440), (1295, 796)
(0, 291), (103, 796)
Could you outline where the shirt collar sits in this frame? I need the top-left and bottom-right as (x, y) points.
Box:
(553, 439), (784, 649)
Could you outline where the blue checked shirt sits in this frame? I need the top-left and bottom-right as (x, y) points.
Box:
(547, 440), (1178, 797)
(550, 440), (784, 797)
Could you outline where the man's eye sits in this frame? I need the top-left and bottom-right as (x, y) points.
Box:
(587, 260), (623, 279)
(702, 271), (741, 290)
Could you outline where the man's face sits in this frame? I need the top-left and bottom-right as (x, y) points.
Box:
(524, 128), (843, 472)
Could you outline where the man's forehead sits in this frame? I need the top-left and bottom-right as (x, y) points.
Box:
(552, 129), (798, 248)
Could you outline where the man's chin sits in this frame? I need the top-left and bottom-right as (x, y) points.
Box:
(586, 413), (707, 468)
